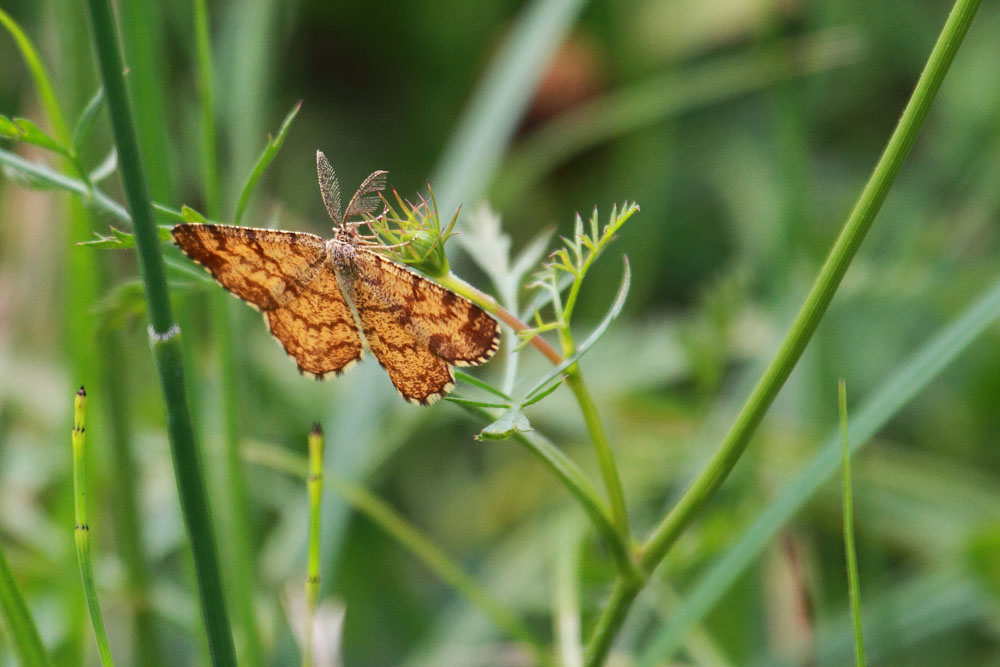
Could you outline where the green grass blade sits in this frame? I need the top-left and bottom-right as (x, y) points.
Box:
(193, 0), (222, 220)
(0, 8), (69, 141)
(0, 147), (129, 220)
(72, 86), (104, 155)
(0, 545), (51, 666)
(639, 272), (1000, 665)
(234, 101), (302, 224)
(118, 0), (175, 201)
(839, 380), (866, 666)
(430, 0), (586, 217)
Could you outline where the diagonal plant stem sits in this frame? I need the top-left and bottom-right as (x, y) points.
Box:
(583, 0), (984, 663)
(83, 0), (237, 664)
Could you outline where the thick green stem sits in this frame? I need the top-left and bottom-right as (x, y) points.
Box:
(584, 0), (983, 662)
(83, 0), (236, 663)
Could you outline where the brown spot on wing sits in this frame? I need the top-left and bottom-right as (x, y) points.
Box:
(265, 260), (363, 377)
(345, 248), (500, 403)
(172, 223), (326, 310)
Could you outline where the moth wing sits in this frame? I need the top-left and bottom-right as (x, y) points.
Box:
(265, 259), (363, 378)
(346, 248), (500, 404)
(171, 223), (326, 310)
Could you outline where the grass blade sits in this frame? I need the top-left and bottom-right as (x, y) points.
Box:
(839, 380), (866, 666)
(234, 101), (302, 224)
(0, 546), (51, 666)
(430, 0), (586, 216)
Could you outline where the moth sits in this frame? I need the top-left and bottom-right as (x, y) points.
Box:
(171, 151), (500, 404)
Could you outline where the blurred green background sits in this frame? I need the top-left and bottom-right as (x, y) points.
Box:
(2, 0), (1000, 664)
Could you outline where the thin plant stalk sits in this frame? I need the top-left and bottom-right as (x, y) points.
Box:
(191, 0), (263, 662)
(83, 0), (237, 663)
(839, 380), (866, 666)
(303, 424), (324, 667)
(584, 0), (984, 662)
(71, 387), (114, 666)
(640, 273), (1000, 665)
(563, 355), (630, 545)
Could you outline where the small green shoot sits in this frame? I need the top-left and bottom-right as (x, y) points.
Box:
(525, 202), (639, 346)
(304, 423), (324, 667)
(72, 387), (115, 666)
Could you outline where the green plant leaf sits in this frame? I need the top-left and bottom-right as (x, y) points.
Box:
(234, 100), (301, 224)
(475, 405), (533, 441)
(80, 225), (172, 249)
(81, 226), (137, 249)
(523, 256), (631, 402)
(0, 116), (72, 157)
(444, 396), (511, 410)
(89, 148), (117, 183)
(519, 376), (564, 407)
(72, 86), (104, 154)
(453, 370), (512, 400)
(181, 205), (207, 223)
(153, 203), (188, 224)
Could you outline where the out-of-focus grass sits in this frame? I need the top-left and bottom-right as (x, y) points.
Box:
(2, 1), (1000, 665)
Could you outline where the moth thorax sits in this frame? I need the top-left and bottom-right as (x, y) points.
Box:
(328, 236), (356, 272)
